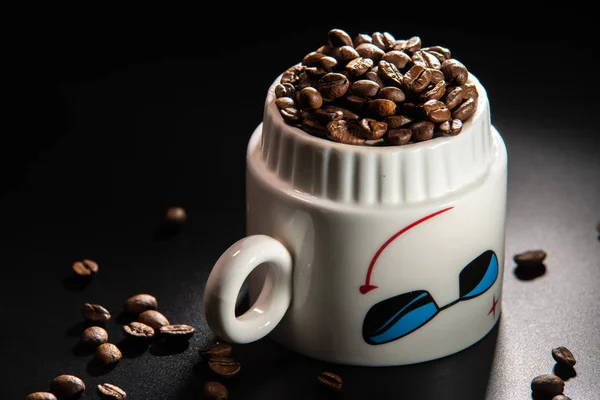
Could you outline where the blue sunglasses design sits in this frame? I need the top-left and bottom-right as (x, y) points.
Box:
(363, 250), (498, 345)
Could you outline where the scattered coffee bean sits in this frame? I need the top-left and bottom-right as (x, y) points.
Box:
(386, 128), (412, 145)
(208, 357), (241, 377)
(280, 107), (301, 123)
(378, 87), (406, 103)
(275, 97), (295, 110)
(423, 100), (451, 123)
(317, 371), (342, 392)
(403, 64), (432, 93)
(382, 50), (411, 70)
(81, 326), (108, 347)
(200, 342), (233, 358)
(351, 80), (380, 98)
(384, 115), (413, 129)
(72, 259), (98, 276)
(326, 120), (366, 145)
(328, 29), (353, 47)
(137, 310), (170, 330)
(552, 347), (576, 367)
(159, 324), (196, 340)
(452, 97), (477, 121)
(82, 303), (111, 323)
(275, 83), (295, 99)
(411, 121), (435, 142)
(50, 375), (85, 398)
(354, 33), (372, 47)
(552, 395), (571, 400)
(123, 321), (155, 339)
(297, 87), (323, 110)
(25, 392), (57, 400)
(438, 119), (463, 136)
(203, 381), (229, 400)
(513, 250), (547, 267)
(332, 45), (359, 66)
(368, 99), (396, 118)
(124, 294), (158, 313)
(97, 383), (127, 400)
(346, 57), (374, 78)
(531, 374), (564, 396)
(318, 73), (350, 100)
(165, 206), (187, 225)
(356, 43), (385, 63)
(95, 343), (122, 365)
(442, 59), (469, 85)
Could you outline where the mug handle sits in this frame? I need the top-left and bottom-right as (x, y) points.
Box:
(203, 235), (293, 343)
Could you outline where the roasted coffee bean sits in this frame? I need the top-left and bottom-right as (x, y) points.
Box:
(430, 69), (445, 84)
(461, 83), (479, 101)
(318, 73), (350, 99)
(441, 59), (469, 85)
(208, 357), (241, 377)
(368, 99), (397, 118)
(124, 321), (155, 339)
(332, 45), (359, 65)
(316, 45), (334, 55)
(552, 347), (576, 367)
(552, 395), (571, 400)
(346, 57), (373, 77)
(165, 206), (187, 225)
(296, 73), (318, 90)
(351, 80), (380, 97)
(322, 105), (359, 120)
(384, 115), (413, 129)
(411, 121), (435, 142)
(280, 65), (304, 84)
(531, 374), (564, 396)
(297, 87), (323, 110)
(275, 97), (295, 110)
(420, 80), (446, 101)
(340, 95), (368, 112)
(97, 383), (127, 400)
(438, 119), (463, 136)
(319, 56), (338, 72)
(402, 102), (425, 119)
(412, 50), (442, 70)
(444, 86), (465, 110)
(25, 392), (57, 400)
(95, 343), (122, 365)
(378, 60), (403, 87)
(317, 371), (343, 392)
(379, 87), (406, 103)
(307, 108), (344, 124)
(138, 310), (170, 330)
(403, 64), (432, 93)
(326, 120), (366, 145)
(275, 83), (295, 99)
(328, 29), (353, 47)
(124, 294), (157, 313)
(81, 326), (108, 347)
(72, 259), (98, 276)
(597, 221), (600, 233)
(159, 324), (196, 340)
(348, 118), (387, 140)
(372, 32), (395, 50)
(423, 100), (451, 123)
(354, 33), (372, 47)
(381, 50), (411, 70)
(452, 98), (477, 121)
(386, 128), (412, 145)
(203, 381), (229, 400)
(83, 303), (111, 323)
(513, 250), (547, 266)
(422, 46), (451, 60)
(50, 375), (85, 398)
(356, 43), (385, 63)
(302, 117), (328, 137)
(364, 69), (384, 87)
(302, 51), (325, 67)
(280, 107), (301, 123)
(402, 36), (422, 54)
(200, 342), (233, 358)
(304, 66), (327, 79)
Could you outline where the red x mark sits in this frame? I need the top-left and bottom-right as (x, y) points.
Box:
(488, 294), (499, 318)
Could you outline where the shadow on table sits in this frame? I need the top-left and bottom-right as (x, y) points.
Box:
(179, 317), (501, 400)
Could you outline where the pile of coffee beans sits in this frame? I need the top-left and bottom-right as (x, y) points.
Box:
(530, 346), (577, 399)
(275, 29), (478, 146)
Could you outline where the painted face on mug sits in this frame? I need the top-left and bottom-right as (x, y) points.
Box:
(360, 207), (500, 345)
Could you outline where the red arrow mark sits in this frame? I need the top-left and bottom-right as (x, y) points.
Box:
(359, 206), (454, 295)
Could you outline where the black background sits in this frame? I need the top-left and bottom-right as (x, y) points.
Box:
(3, 10), (599, 399)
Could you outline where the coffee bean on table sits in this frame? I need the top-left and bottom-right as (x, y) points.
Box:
(452, 97), (477, 121)
(438, 119), (463, 136)
(72, 259), (98, 276)
(387, 128), (412, 145)
(200, 342), (233, 358)
(328, 28), (353, 47)
(368, 99), (396, 118)
(208, 357), (241, 377)
(403, 64), (432, 93)
(95, 343), (122, 365)
(203, 381), (229, 400)
(159, 324), (196, 340)
(97, 383), (127, 400)
(50, 375), (85, 398)
(317, 371), (343, 392)
(513, 250), (547, 266)
(318, 73), (350, 100)
(351, 80), (380, 98)
(326, 120), (366, 145)
(138, 310), (170, 330)
(423, 100), (451, 123)
(378, 87), (406, 103)
(123, 321), (155, 339)
(82, 303), (111, 323)
(25, 392), (57, 400)
(81, 326), (108, 347)
(165, 206), (187, 225)
(346, 57), (374, 78)
(411, 121), (435, 142)
(552, 347), (576, 367)
(441, 59), (469, 85)
(356, 43), (385, 63)
(531, 374), (564, 396)
(124, 294), (158, 313)
(384, 115), (413, 129)
(382, 50), (411, 70)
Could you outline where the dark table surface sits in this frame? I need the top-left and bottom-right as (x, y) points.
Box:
(3, 14), (599, 400)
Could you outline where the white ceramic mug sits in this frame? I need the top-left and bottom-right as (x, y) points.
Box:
(203, 73), (507, 366)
